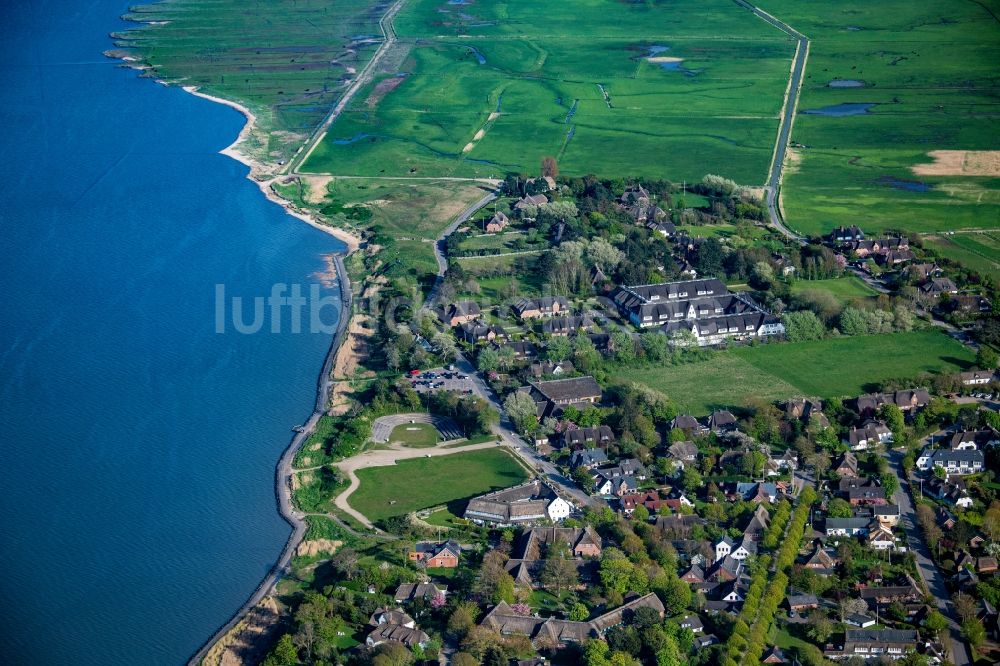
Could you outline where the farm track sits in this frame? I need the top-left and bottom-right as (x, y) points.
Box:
(287, 0), (409, 175)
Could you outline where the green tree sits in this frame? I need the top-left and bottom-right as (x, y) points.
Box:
(828, 498), (853, 518)
(540, 540), (580, 595)
(504, 391), (539, 434)
(265, 634), (298, 666)
(781, 310), (825, 342)
(924, 610), (948, 639)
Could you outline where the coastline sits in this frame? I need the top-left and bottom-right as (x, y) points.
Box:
(179, 86), (362, 255)
(107, 54), (362, 663)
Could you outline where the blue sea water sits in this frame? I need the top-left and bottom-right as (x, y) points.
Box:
(0, 1), (343, 664)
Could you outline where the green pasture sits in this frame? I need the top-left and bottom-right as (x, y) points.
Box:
(303, 0), (795, 181)
(757, 0), (1000, 236)
(349, 448), (528, 522)
(619, 330), (973, 414)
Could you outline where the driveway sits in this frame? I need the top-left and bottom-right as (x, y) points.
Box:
(887, 450), (971, 666)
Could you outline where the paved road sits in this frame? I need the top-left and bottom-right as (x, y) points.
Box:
(187, 256), (353, 665)
(888, 450), (971, 666)
(286, 0), (409, 174)
(426, 189), (500, 305)
(452, 353), (600, 509)
(732, 0), (808, 244)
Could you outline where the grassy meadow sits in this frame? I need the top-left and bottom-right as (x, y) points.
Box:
(755, 0), (1000, 236)
(117, 0), (384, 163)
(388, 422), (440, 447)
(619, 330), (973, 414)
(349, 448), (528, 522)
(789, 276), (879, 305)
(303, 0), (795, 181)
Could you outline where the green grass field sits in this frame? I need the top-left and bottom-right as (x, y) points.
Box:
(758, 0), (1000, 236)
(388, 422), (440, 447)
(790, 276), (879, 304)
(619, 331), (973, 414)
(303, 0), (794, 181)
(924, 233), (1000, 281)
(350, 448), (528, 521)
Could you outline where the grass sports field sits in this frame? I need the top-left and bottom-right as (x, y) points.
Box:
(303, 0), (795, 181)
(349, 448), (528, 521)
(618, 330), (973, 414)
(789, 276), (879, 305)
(759, 0), (1000, 236)
(388, 423), (440, 447)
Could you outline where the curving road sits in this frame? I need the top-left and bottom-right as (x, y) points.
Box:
(732, 0), (808, 244)
(426, 189), (500, 305)
(186, 256), (352, 666)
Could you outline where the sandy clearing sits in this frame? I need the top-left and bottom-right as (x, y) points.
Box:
(298, 175), (333, 204)
(488, 112), (499, 121)
(462, 142), (475, 153)
(912, 150), (1000, 177)
(647, 56), (683, 63)
(296, 539), (342, 557)
(474, 129), (485, 140)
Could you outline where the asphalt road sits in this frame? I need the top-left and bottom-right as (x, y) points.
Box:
(732, 0), (808, 243)
(888, 450), (971, 666)
(426, 189), (499, 304)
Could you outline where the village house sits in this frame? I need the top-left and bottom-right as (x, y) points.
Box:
(541, 314), (596, 336)
(925, 477), (974, 508)
(866, 524), (897, 550)
(787, 593), (819, 613)
(408, 540), (460, 568)
(825, 629), (917, 660)
(366, 608), (430, 650)
(514, 193), (548, 212)
(394, 582), (447, 604)
(479, 593), (664, 648)
(435, 300), (482, 327)
(485, 211), (509, 233)
(666, 441), (699, 471)
(835, 451), (860, 478)
(670, 414), (707, 436)
(948, 428), (998, 449)
(848, 486), (887, 506)
(826, 517), (871, 537)
(784, 397), (829, 428)
(733, 481), (778, 504)
(960, 370), (997, 386)
(464, 479), (572, 526)
(513, 296), (570, 320)
(742, 504), (771, 540)
(494, 340), (539, 362)
(846, 422), (893, 451)
(707, 409), (738, 433)
(459, 321), (507, 344)
(803, 542), (839, 572)
(853, 389), (930, 416)
(620, 491), (668, 515)
(528, 359), (574, 378)
(561, 425), (615, 449)
(829, 225), (865, 243)
(916, 447), (985, 475)
(518, 375), (603, 419)
(920, 277), (958, 298)
(570, 448), (609, 470)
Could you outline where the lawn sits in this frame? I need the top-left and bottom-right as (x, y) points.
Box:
(388, 422), (440, 448)
(303, 0), (795, 182)
(757, 0), (1000, 236)
(349, 448), (528, 522)
(789, 276), (879, 305)
(619, 331), (973, 414)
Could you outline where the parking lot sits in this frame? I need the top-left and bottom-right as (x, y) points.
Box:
(407, 367), (476, 395)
